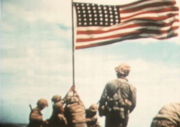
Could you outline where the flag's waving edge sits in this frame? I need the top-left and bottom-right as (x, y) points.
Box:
(73, 0), (179, 49)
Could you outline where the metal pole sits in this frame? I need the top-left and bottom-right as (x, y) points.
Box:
(71, 0), (75, 87)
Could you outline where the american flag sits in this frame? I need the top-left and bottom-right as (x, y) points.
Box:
(73, 0), (179, 49)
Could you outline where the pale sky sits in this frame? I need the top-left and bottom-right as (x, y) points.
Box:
(0, 0), (180, 127)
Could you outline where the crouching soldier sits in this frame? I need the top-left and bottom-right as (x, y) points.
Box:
(64, 89), (87, 127)
(28, 98), (48, 127)
(49, 95), (67, 127)
(86, 104), (100, 127)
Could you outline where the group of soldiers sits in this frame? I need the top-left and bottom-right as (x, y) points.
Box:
(28, 64), (180, 127)
(28, 87), (100, 127)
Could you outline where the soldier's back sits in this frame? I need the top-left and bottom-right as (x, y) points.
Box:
(66, 103), (86, 124)
(106, 78), (132, 101)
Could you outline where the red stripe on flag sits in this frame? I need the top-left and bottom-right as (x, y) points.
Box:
(76, 33), (178, 49)
(120, 0), (155, 8)
(76, 26), (179, 42)
(121, 7), (179, 20)
(77, 19), (179, 35)
(120, 1), (176, 13)
(121, 13), (178, 22)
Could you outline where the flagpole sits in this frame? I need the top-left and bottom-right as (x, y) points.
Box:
(71, 0), (75, 87)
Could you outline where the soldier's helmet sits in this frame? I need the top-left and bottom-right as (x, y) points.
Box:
(89, 104), (98, 112)
(51, 95), (62, 103)
(37, 98), (48, 108)
(115, 64), (131, 77)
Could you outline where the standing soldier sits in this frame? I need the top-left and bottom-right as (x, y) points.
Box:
(98, 64), (136, 127)
(151, 102), (180, 127)
(28, 98), (48, 127)
(49, 95), (67, 127)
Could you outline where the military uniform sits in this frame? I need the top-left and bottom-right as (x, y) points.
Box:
(49, 101), (67, 127)
(64, 94), (87, 127)
(28, 98), (48, 127)
(28, 107), (45, 127)
(86, 104), (100, 127)
(65, 103), (86, 127)
(151, 103), (180, 127)
(99, 64), (136, 127)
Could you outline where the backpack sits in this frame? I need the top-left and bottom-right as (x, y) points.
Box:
(106, 84), (125, 111)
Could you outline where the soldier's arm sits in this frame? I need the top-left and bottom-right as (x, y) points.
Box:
(63, 85), (75, 102)
(129, 86), (137, 112)
(86, 116), (97, 122)
(30, 110), (43, 121)
(58, 114), (68, 125)
(99, 83), (109, 105)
